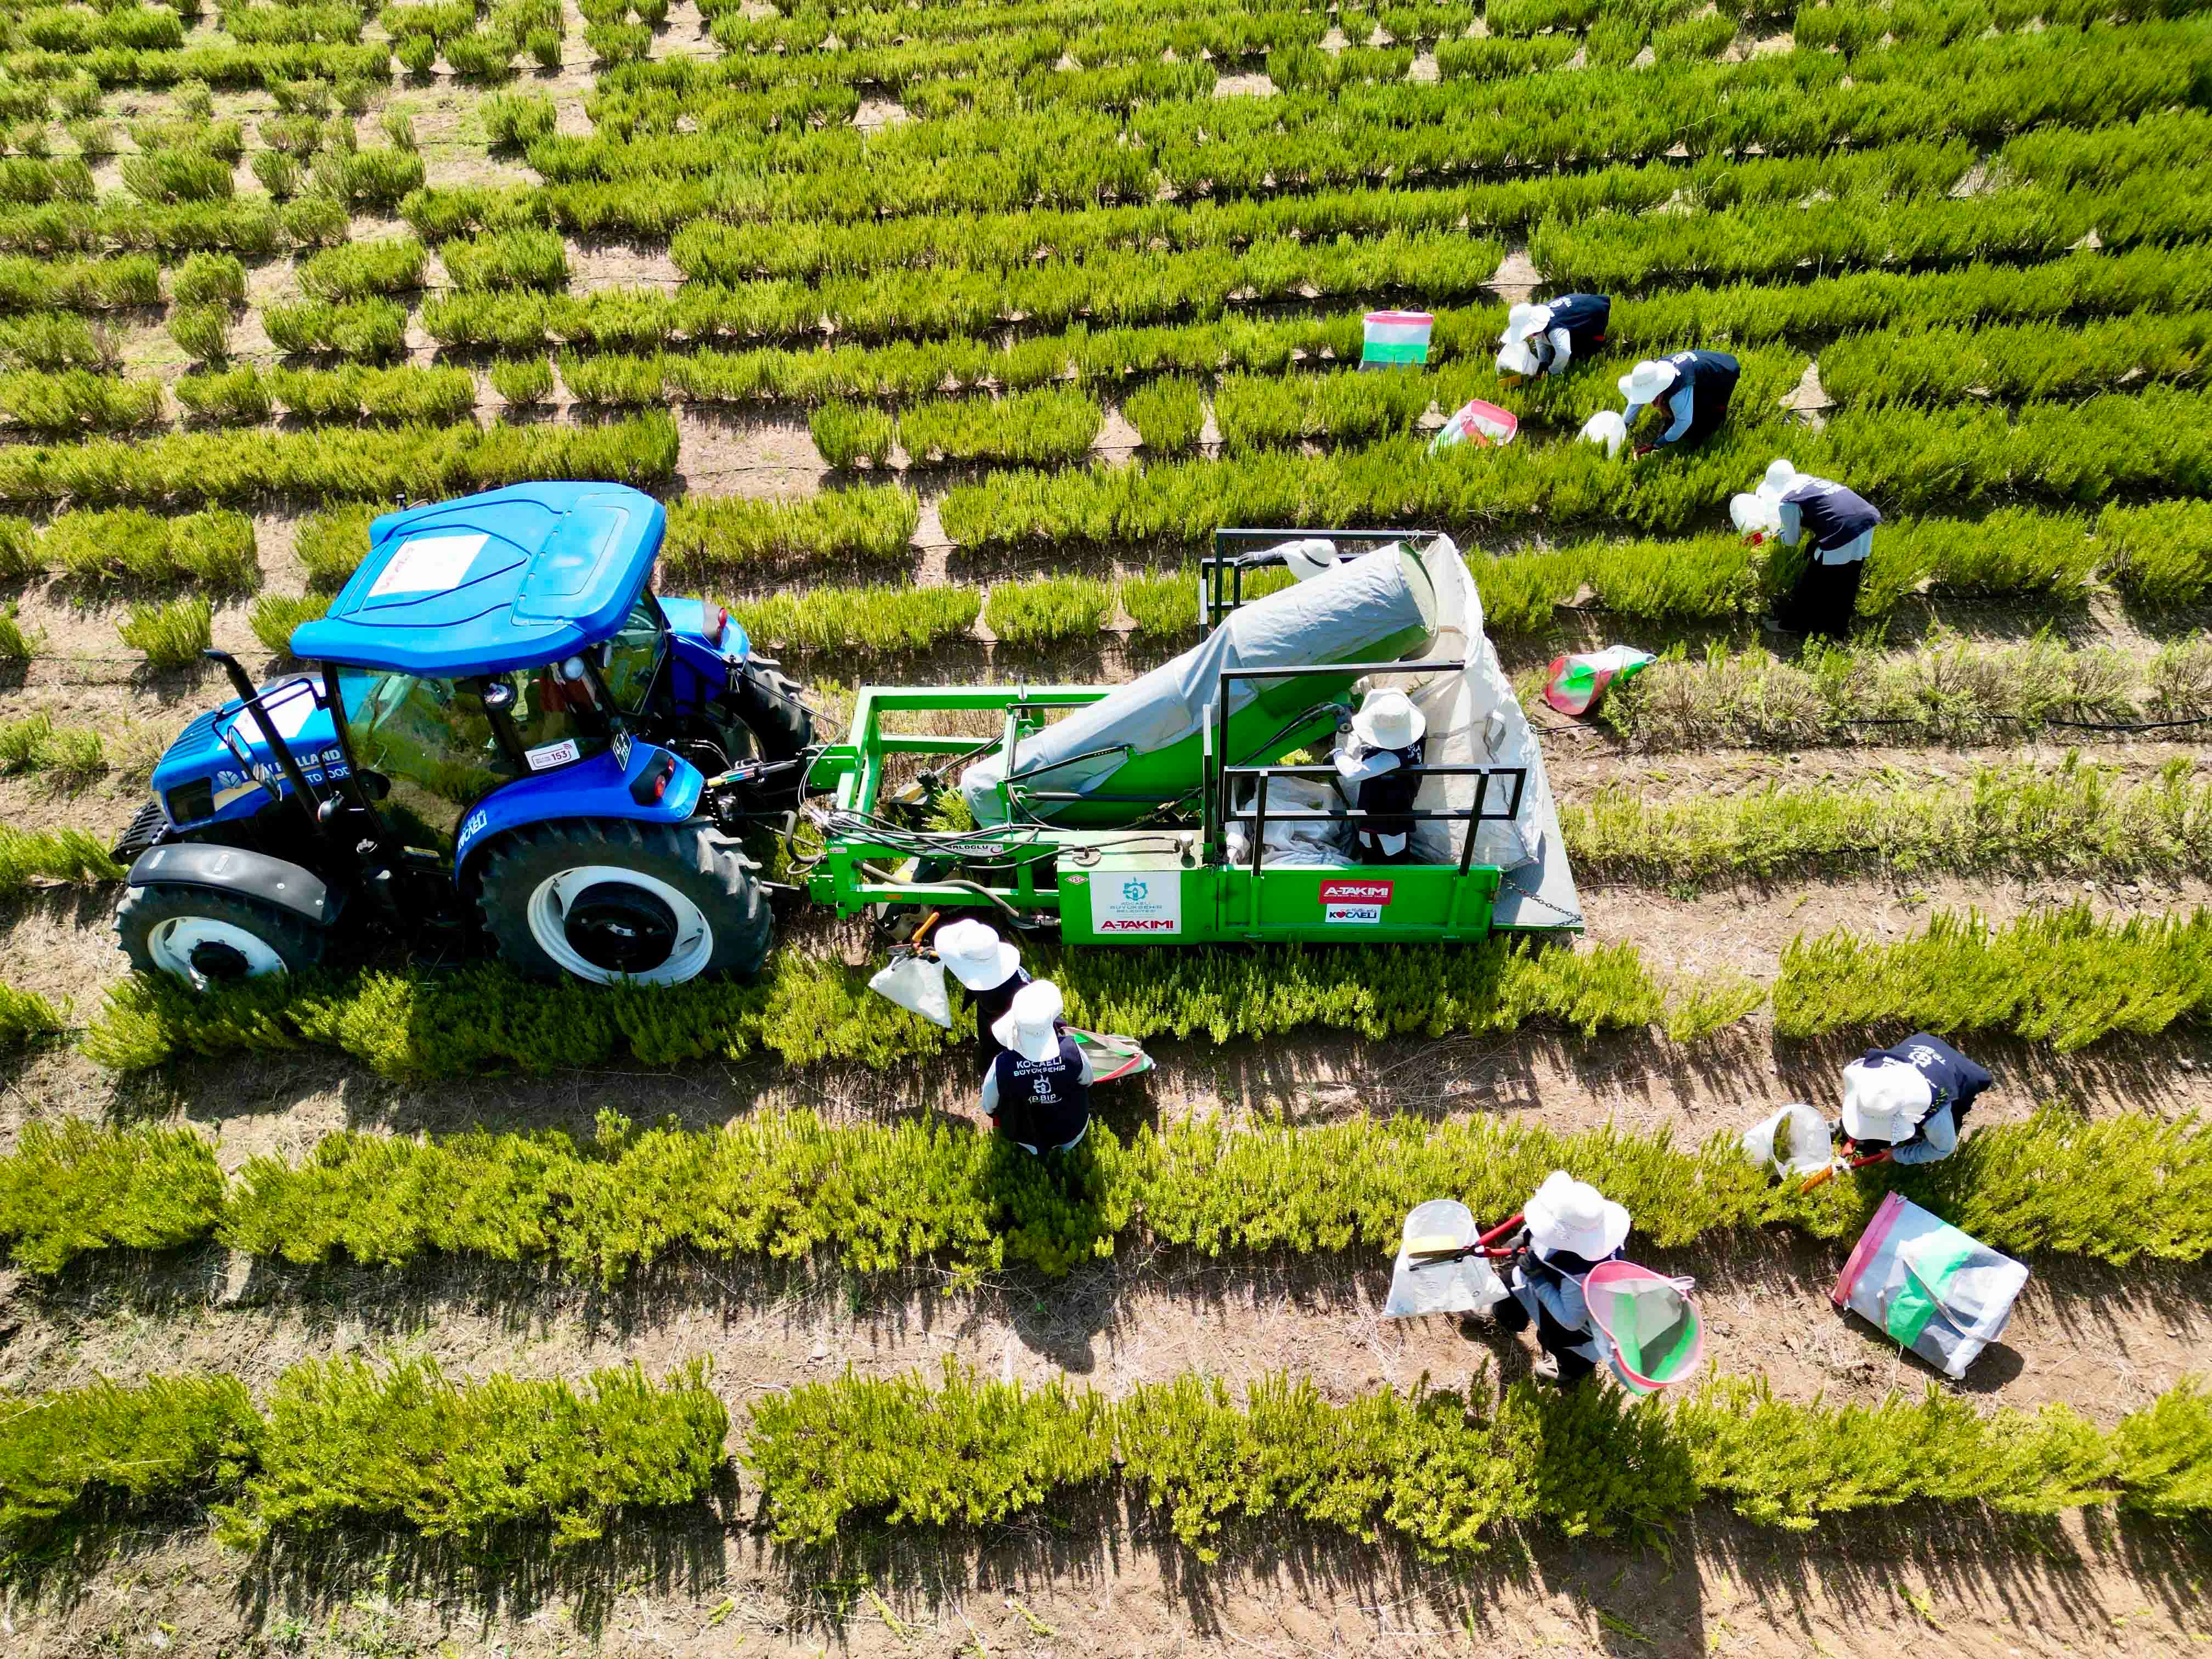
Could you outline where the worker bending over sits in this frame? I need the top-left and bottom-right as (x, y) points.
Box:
(1335, 689), (1427, 864)
(1618, 350), (1741, 454)
(1734, 459), (1884, 639)
(979, 980), (1094, 1155)
(1487, 1171), (1630, 1384)
(1496, 294), (1612, 381)
(1839, 1032), (1993, 1166)
(933, 917), (1031, 1069)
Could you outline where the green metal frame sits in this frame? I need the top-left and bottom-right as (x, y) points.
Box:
(799, 532), (1573, 944)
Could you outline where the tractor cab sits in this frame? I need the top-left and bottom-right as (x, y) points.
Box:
(115, 483), (814, 992)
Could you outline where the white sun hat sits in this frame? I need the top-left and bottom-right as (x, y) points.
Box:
(991, 979), (1065, 1063)
(1617, 358), (1679, 406)
(1350, 687), (1426, 751)
(1757, 457), (1802, 498)
(1841, 1055), (1935, 1142)
(1499, 301), (1550, 344)
(1273, 537), (1341, 583)
(1524, 1170), (1632, 1261)
(934, 917), (1021, 991)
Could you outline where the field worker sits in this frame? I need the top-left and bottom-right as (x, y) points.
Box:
(1336, 688), (1426, 864)
(1490, 1171), (1630, 1384)
(1838, 1032), (1994, 1166)
(1618, 349), (1741, 455)
(933, 917), (1030, 1070)
(1737, 460), (1884, 640)
(979, 979), (1095, 1155)
(1496, 294), (1612, 381)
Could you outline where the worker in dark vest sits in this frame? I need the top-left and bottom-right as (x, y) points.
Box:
(1735, 459), (1884, 639)
(932, 917), (1030, 1071)
(1496, 294), (1612, 381)
(1838, 1032), (1993, 1166)
(1485, 1171), (1630, 1385)
(1335, 688), (1426, 864)
(978, 980), (1094, 1155)
(1619, 350), (1741, 454)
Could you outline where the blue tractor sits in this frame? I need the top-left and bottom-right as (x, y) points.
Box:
(112, 483), (817, 990)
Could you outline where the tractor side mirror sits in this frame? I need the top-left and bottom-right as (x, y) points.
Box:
(355, 769), (392, 802)
(480, 679), (516, 712)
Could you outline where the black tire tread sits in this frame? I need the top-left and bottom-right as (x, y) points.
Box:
(475, 817), (771, 984)
(115, 882), (325, 983)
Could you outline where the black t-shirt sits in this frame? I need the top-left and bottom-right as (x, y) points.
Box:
(961, 965), (1031, 1063)
(1852, 1032), (1994, 1152)
(1657, 349), (1741, 447)
(988, 1035), (1091, 1152)
(1353, 739), (1426, 843)
(1783, 476), (1883, 552)
(1532, 292), (1611, 369)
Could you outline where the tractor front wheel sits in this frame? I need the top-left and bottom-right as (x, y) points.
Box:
(477, 820), (770, 986)
(117, 883), (325, 991)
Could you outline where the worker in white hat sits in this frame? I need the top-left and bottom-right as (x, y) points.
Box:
(1485, 1170), (1631, 1384)
(1837, 1032), (1993, 1166)
(977, 979), (1095, 1155)
(1617, 348), (1741, 454)
(1266, 537), (1342, 583)
(931, 916), (1031, 1070)
(1495, 293), (1612, 381)
(1731, 458), (1885, 639)
(1335, 687), (1427, 864)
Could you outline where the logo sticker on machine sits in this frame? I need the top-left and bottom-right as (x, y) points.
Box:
(1094, 875), (1182, 935)
(526, 738), (581, 771)
(1320, 878), (1394, 924)
(368, 533), (488, 599)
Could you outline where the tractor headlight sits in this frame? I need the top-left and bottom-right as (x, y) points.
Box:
(165, 777), (214, 826)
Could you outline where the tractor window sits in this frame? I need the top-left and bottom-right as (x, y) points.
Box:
(336, 665), (603, 854)
(598, 588), (663, 713)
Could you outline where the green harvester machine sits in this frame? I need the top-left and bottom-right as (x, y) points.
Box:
(797, 529), (1582, 946)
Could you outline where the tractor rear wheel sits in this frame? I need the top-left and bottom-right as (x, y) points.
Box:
(117, 883), (325, 991)
(477, 819), (771, 986)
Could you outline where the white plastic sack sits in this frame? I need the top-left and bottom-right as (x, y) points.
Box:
(1730, 490), (1786, 537)
(1224, 776), (1355, 867)
(1579, 409), (1629, 457)
(868, 953), (952, 1028)
(1833, 1193), (2030, 1379)
(1742, 1102), (1831, 1178)
(1385, 1199), (1509, 1317)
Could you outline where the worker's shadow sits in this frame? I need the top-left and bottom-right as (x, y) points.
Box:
(974, 1136), (1126, 1373)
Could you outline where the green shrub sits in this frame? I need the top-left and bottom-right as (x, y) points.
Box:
(0, 827), (122, 893)
(295, 500), (377, 590)
(0, 606), (31, 661)
(45, 507), (256, 590)
(661, 487), (919, 576)
(443, 29), (520, 81)
(262, 297), (407, 358)
(168, 301), (230, 363)
(1775, 905), (2212, 1053)
(900, 387), (1103, 467)
(297, 234), (426, 301)
(0, 1119), (224, 1274)
(560, 350), (659, 404)
(250, 591), (325, 654)
(0, 980), (65, 1056)
(122, 149), (234, 205)
(278, 193), (348, 247)
(0, 369), (160, 433)
(489, 356), (552, 408)
(2102, 500), (2212, 608)
(1563, 759), (2212, 886)
(0, 1374), (260, 1539)
(1118, 566), (1201, 637)
(170, 251), (246, 308)
(483, 90), (557, 147)
(119, 595), (215, 668)
(252, 149), (302, 199)
(442, 227), (568, 292)
(808, 400), (896, 469)
(316, 145), (425, 210)
(0, 712), (103, 785)
(217, 1358), (726, 1548)
(1122, 377), (1205, 454)
(730, 583), (979, 655)
(984, 573), (1113, 645)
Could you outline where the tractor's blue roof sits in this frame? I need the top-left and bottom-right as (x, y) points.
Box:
(289, 483), (667, 678)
